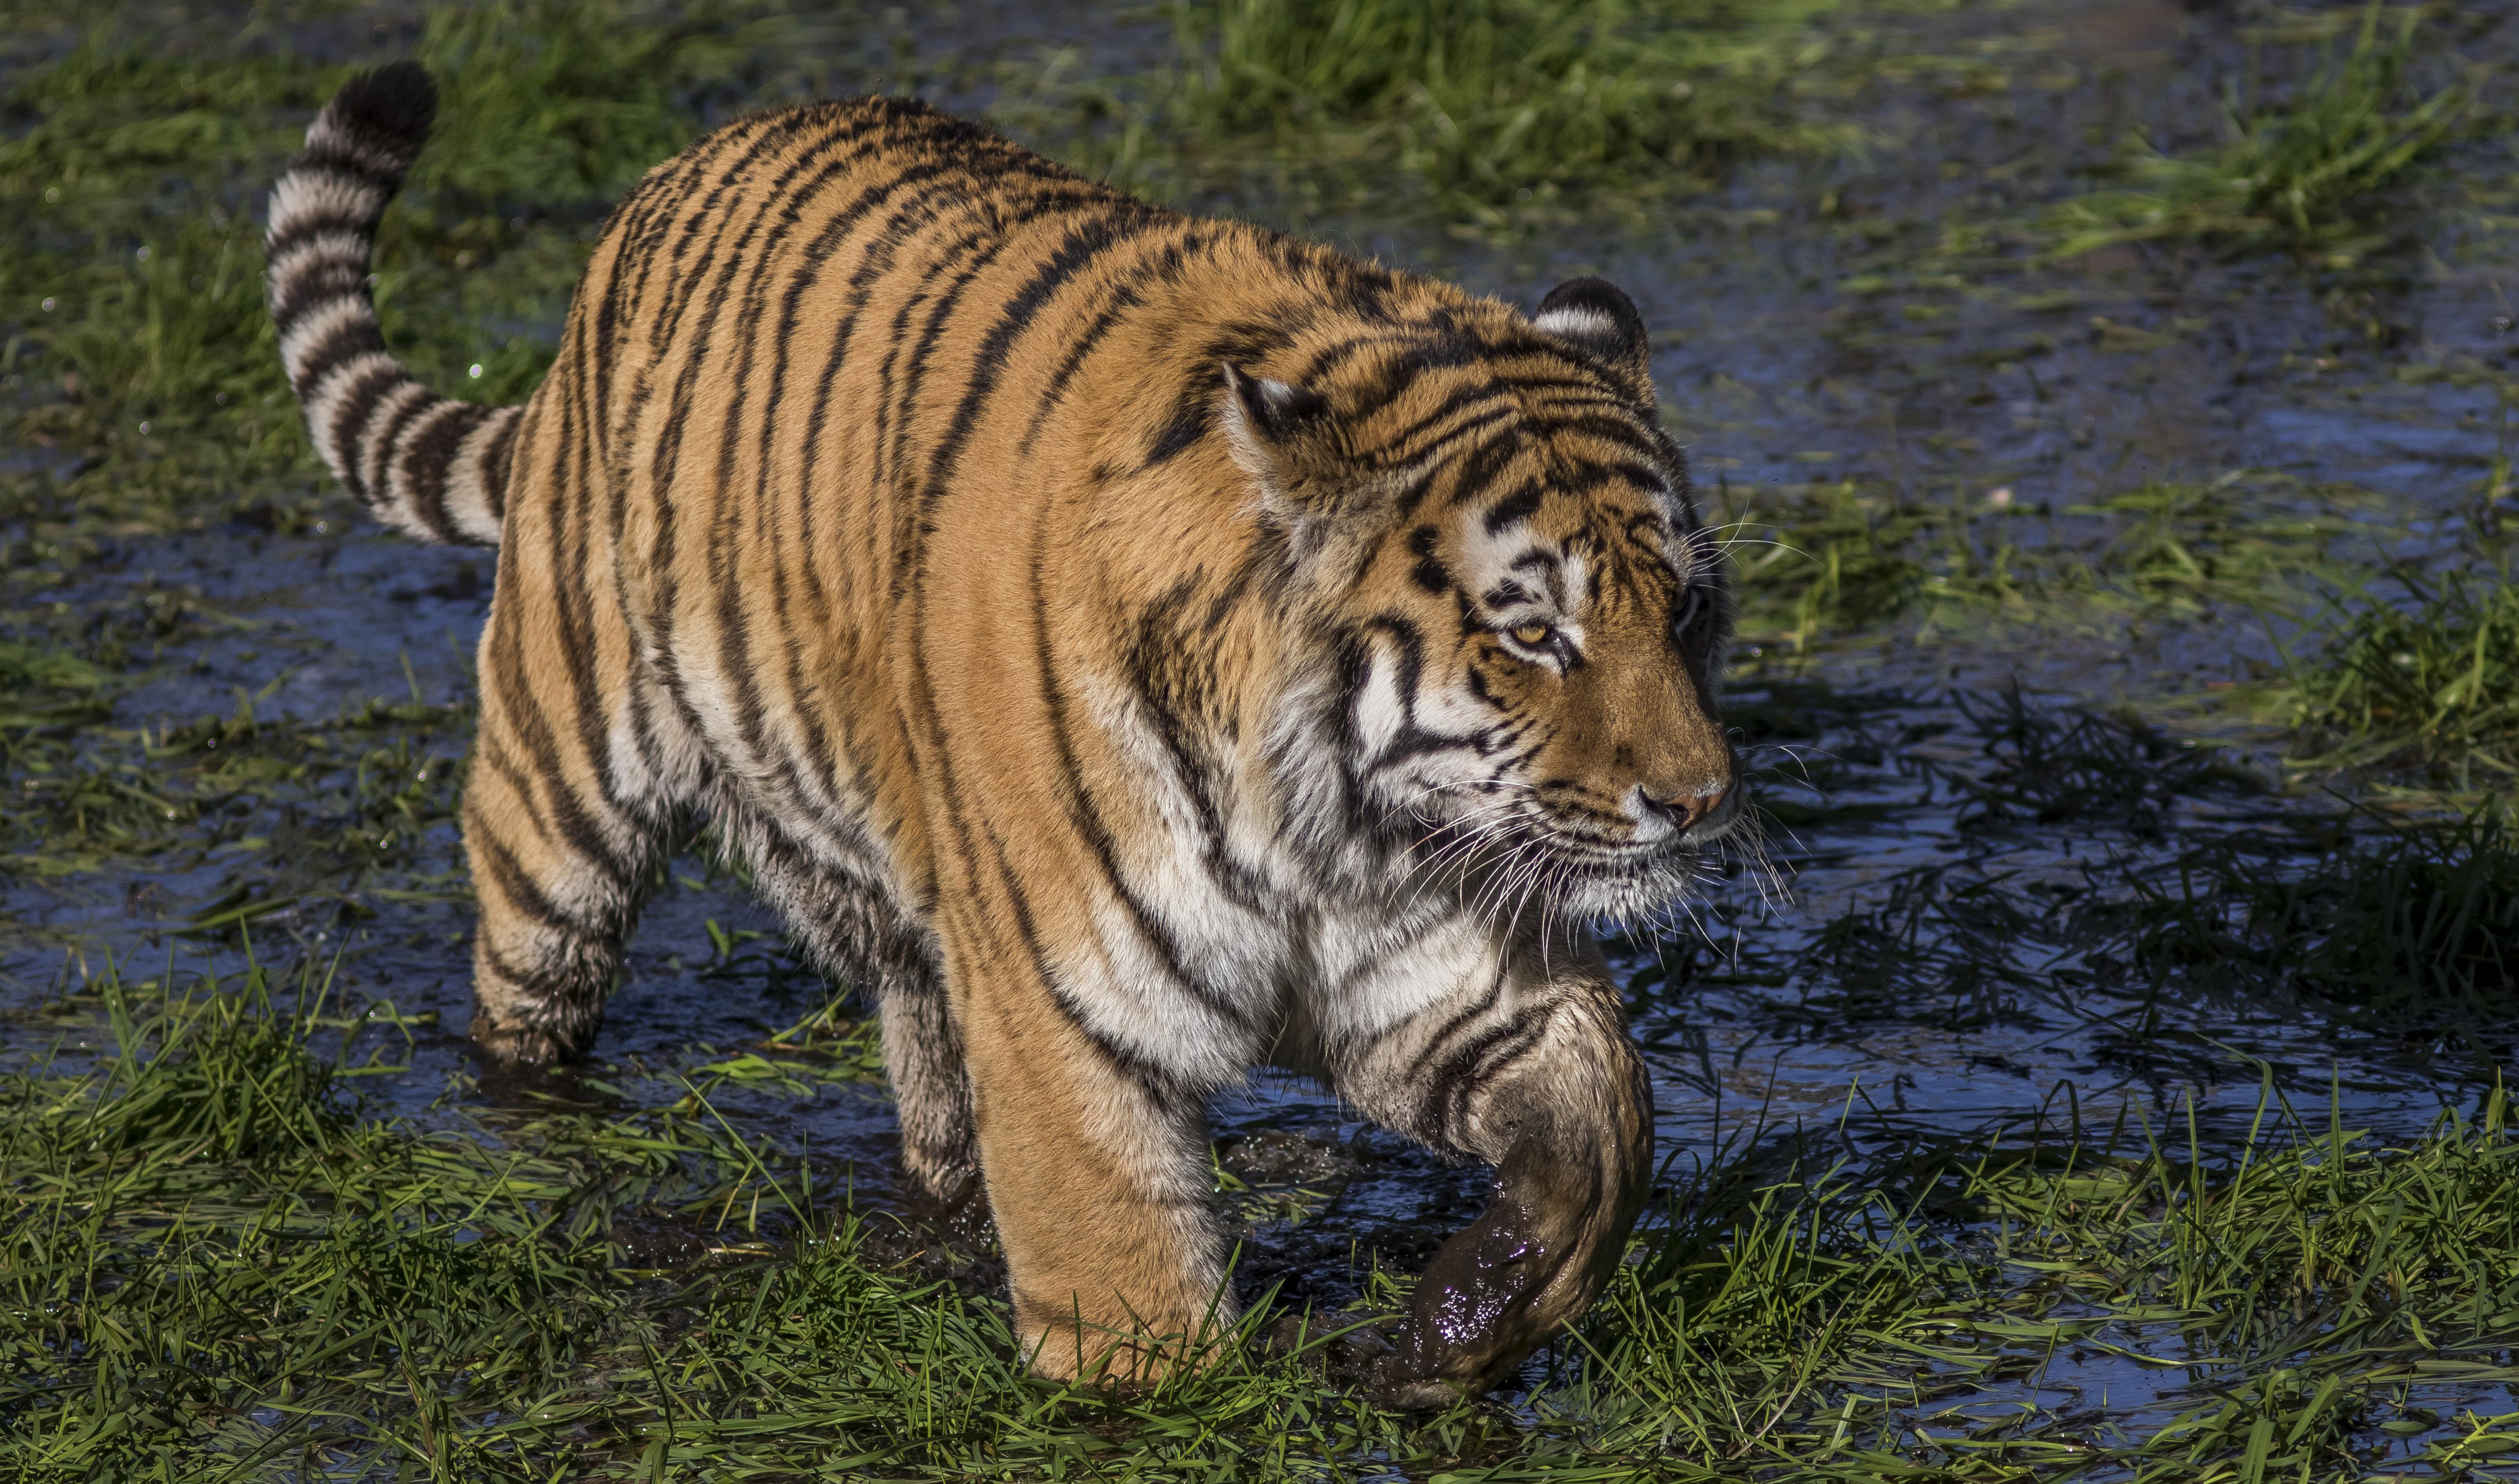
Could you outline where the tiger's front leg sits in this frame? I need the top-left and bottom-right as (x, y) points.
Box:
(1310, 925), (1656, 1407)
(943, 919), (1236, 1382)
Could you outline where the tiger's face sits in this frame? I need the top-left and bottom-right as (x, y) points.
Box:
(1231, 278), (1738, 926)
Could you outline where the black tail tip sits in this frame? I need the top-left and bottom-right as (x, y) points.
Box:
(328, 61), (438, 162)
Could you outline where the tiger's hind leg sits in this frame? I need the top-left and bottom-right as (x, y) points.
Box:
(462, 486), (704, 1063)
(729, 812), (978, 1203)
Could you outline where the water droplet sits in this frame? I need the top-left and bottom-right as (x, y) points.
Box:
(39, 297), (53, 312)
(135, 245), (150, 263)
(468, 363), (484, 378)
(137, 421), (151, 436)
(43, 186), (59, 203)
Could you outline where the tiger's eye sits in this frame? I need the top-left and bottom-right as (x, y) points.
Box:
(1510, 623), (1553, 646)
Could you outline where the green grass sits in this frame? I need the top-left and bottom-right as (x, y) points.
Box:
(988, 0), (1913, 220)
(2032, 4), (2472, 265)
(7, 959), (2518, 1480)
(0, 607), (471, 884)
(0, 1), (781, 536)
(2276, 568), (2519, 787)
(1158, 0), (1863, 214)
(1720, 470), (2371, 654)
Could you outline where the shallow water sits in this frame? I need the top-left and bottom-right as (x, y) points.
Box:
(5, 0), (2518, 1461)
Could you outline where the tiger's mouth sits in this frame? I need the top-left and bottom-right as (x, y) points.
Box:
(1408, 789), (1749, 929)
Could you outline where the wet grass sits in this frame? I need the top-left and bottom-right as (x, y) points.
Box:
(1688, 693), (2519, 1076)
(0, 595), (469, 884)
(6, 959), (2518, 1479)
(1723, 469), (2377, 653)
(2278, 568), (2519, 787)
(2031, 4), (2475, 266)
(2124, 805), (2519, 1048)
(1147, 0), (1865, 216)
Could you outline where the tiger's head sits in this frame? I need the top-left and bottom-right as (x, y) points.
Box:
(1234, 277), (1739, 926)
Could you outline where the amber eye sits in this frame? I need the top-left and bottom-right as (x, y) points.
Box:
(1510, 623), (1554, 647)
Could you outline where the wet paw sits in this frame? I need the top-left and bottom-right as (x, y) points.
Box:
(1366, 1347), (1475, 1411)
(468, 1020), (581, 1065)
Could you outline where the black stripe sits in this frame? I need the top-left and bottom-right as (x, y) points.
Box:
(914, 206), (1158, 511)
(479, 410), (520, 519)
(1014, 226), (1211, 458)
(1482, 481), (1546, 533)
(1429, 1009), (1552, 1140)
(471, 829), (587, 936)
(269, 260), (374, 337)
(289, 315), (386, 396)
(399, 403), (488, 539)
(321, 363), (406, 498)
(361, 385), (439, 505)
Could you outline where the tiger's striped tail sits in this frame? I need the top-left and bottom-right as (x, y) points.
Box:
(266, 62), (517, 547)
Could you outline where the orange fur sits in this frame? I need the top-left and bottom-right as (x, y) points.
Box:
(272, 71), (1737, 1397)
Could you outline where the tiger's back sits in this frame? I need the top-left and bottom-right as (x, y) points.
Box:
(272, 67), (1741, 1402)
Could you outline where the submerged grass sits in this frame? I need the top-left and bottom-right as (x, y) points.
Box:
(7, 961), (2518, 1479)
(2125, 805), (2519, 1043)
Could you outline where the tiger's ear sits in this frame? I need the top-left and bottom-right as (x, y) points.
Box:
(1220, 361), (1363, 541)
(1532, 277), (1654, 406)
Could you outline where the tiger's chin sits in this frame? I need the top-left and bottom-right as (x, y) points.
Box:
(1541, 850), (1713, 930)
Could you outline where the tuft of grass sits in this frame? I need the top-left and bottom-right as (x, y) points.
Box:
(1952, 1083), (2519, 1479)
(1168, 0), (1859, 211)
(1566, 1156), (1989, 1466)
(412, 0), (784, 209)
(2035, 4), (2471, 263)
(1002, 0), (1876, 218)
(1723, 470), (2364, 654)
(2280, 567), (2519, 785)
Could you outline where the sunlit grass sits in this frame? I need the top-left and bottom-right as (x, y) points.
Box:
(1720, 470), (2371, 654)
(2279, 568), (2519, 787)
(1164, 0), (1862, 213)
(7, 959), (2516, 1479)
(0, 1), (780, 534)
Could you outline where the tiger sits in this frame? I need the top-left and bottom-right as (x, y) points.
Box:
(265, 62), (1742, 1404)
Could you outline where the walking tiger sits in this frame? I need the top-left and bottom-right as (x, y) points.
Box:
(266, 62), (1741, 1403)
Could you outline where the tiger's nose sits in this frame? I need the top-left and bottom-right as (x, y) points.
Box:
(1641, 784), (1729, 832)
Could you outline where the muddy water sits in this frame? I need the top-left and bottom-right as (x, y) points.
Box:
(4, 0), (2516, 1447)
